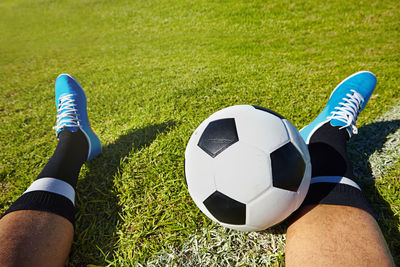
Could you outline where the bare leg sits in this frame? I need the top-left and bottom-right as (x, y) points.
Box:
(286, 204), (395, 267)
(0, 210), (73, 267)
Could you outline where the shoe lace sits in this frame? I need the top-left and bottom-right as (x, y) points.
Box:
(53, 94), (81, 132)
(328, 89), (364, 135)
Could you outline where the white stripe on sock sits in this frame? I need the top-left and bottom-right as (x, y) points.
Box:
(24, 177), (75, 205)
(310, 176), (361, 191)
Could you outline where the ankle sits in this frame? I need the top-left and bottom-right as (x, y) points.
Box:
(37, 129), (88, 188)
(308, 123), (356, 181)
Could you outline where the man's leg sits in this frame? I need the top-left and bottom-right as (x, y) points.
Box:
(286, 71), (394, 266)
(0, 74), (101, 266)
(286, 204), (393, 266)
(0, 210), (74, 266)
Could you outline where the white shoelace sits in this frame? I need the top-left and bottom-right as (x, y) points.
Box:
(327, 89), (364, 135)
(53, 94), (81, 132)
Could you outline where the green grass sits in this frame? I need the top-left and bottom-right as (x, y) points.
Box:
(1, 0), (399, 265)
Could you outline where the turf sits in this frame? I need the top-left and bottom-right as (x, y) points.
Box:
(0, 0), (399, 265)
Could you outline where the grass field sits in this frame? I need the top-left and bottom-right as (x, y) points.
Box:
(1, 0), (399, 265)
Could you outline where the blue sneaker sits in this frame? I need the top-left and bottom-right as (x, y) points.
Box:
(300, 71), (377, 144)
(53, 74), (102, 161)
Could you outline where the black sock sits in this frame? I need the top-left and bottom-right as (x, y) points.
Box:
(37, 129), (88, 188)
(307, 123), (355, 180)
(3, 129), (88, 224)
(301, 122), (375, 217)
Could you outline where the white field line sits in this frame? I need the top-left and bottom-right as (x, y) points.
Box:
(146, 225), (286, 266)
(368, 105), (400, 178)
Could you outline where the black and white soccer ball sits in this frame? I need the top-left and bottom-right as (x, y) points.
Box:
(185, 105), (311, 231)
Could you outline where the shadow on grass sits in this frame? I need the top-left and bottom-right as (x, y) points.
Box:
(348, 119), (400, 264)
(68, 121), (175, 266)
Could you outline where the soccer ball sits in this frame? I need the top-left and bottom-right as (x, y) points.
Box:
(185, 105), (311, 231)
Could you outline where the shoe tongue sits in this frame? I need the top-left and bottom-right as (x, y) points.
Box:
(329, 119), (344, 127)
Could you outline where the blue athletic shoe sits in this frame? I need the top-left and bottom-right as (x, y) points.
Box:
(300, 71), (377, 144)
(53, 74), (102, 161)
